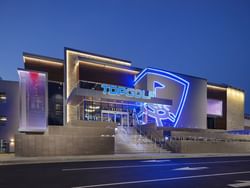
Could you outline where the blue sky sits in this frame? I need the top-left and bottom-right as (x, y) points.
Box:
(0, 0), (250, 113)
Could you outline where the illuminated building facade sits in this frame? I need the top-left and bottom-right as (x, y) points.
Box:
(0, 48), (247, 155)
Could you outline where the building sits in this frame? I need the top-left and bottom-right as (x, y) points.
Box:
(0, 47), (249, 155)
(245, 114), (250, 129)
(0, 80), (19, 152)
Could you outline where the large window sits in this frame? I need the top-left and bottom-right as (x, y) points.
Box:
(79, 100), (141, 126)
(48, 82), (63, 125)
(207, 99), (223, 117)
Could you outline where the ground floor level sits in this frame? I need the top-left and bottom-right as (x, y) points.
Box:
(12, 119), (250, 157)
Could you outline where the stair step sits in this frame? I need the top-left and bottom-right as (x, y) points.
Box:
(115, 127), (169, 154)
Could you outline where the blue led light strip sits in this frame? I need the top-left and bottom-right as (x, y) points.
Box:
(134, 68), (190, 127)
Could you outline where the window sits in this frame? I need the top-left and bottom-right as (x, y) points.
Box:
(48, 82), (63, 125)
(0, 93), (7, 103)
(207, 99), (223, 117)
(0, 116), (7, 126)
(55, 104), (62, 111)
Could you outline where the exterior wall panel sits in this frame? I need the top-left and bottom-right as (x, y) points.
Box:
(227, 88), (244, 130)
(146, 73), (207, 129)
(0, 80), (19, 141)
(65, 52), (79, 123)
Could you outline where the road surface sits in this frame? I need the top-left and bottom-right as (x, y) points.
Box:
(0, 156), (250, 187)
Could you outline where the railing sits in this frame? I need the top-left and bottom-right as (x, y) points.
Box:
(169, 136), (250, 143)
(134, 123), (250, 153)
(78, 80), (103, 91)
(74, 80), (135, 91)
(134, 123), (168, 152)
(68, 80), (103, 97)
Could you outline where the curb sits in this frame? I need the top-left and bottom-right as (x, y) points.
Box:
(1, 153), (250, 166)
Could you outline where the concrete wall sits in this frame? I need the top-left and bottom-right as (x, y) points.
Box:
(166, 130), (250, 153)
(15, 133), (114, 156)
(176, 74), (207, 129)
(139, 124), (250, 153)
(65, 50), (79, 123)
(167, 140), (250, 153)
(226, 88), (245, 130)
(15, 120), (115, 156)
(0, 80), (19, 141)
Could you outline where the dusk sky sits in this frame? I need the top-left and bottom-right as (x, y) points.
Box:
(0, 0), (250, 113)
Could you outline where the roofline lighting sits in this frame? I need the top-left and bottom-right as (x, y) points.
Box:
(23, 56), (63, 66)
(67, 50), (131, 67)
(207, 85), (226, 91)
(78, 61), (139, 74)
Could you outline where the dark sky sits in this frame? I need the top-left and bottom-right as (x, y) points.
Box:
(0, 0), (250, 113)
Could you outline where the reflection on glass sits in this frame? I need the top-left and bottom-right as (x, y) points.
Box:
(78, 99), (143, 126)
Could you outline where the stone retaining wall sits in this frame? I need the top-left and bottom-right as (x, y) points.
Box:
(15, 121), (115, 157)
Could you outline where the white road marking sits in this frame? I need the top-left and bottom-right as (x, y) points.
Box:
(228, 180), (250, 188)
(173, 166), (208, 171)
(141, 159), (171, 163)
(71, 171), (250, 188)
(62, 159), (250, 172)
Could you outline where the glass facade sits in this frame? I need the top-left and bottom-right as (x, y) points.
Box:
(18, 70), (47, 132)
(76, 80), (163, 127)
(48, 81), (63, 125)
(78, 100), (142, 126)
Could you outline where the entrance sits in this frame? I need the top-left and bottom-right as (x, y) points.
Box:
(101, 110), (129, 126)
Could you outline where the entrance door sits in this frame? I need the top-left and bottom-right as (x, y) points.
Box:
(101, 110), (129, 126)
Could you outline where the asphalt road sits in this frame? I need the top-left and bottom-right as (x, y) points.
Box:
(1, 156), (250, 188)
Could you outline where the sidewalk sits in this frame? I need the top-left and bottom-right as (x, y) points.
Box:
(1, 152), (250, 166)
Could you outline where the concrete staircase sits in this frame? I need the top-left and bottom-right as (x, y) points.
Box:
(115, 126), (168, 154)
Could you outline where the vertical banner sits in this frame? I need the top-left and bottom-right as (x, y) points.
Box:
(18, 69), (48, 132)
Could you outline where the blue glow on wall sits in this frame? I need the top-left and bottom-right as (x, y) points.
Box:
(153, 81), (165, 92)
(227, 130), (250, 135)
(134, 68), (190, 128)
